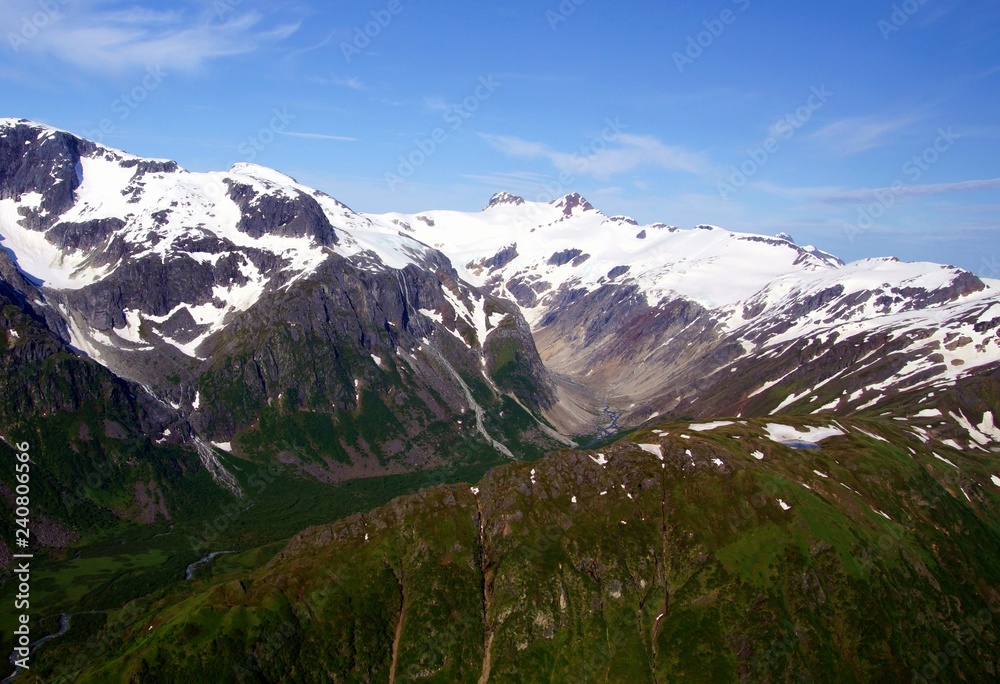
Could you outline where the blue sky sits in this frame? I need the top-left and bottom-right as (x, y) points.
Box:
(2, 0), (999, 275)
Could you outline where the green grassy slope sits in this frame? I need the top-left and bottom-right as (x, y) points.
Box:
(20, 417), (998, 683)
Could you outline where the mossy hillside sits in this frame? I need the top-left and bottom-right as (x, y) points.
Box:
(484, 318), (546, 412)
(0, 429), (523, 680)
(234, 393), (401, 467)
(0, 289), (225, 535)
(28, 417), (1000, 682)
(55, 486), (489, 683)
(481, 395), (551, 462)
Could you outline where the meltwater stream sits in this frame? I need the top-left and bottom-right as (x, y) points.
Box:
(185, 551), (236, 581)
(3, 614), (73, 683)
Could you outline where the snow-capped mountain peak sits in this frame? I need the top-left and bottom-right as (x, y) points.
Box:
(373, 189), (999, 430)
(229, 162), (300, 187)
(0, 119), (454, 363)
(2, 119), (999, 439)
(551, 192), (596, 217)
(484, 192), (525, 210)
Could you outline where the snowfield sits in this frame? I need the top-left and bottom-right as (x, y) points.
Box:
(764, 423), (845, 444)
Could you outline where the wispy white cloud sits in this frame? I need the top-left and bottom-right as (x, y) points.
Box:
(755, 178), (1000, 204)
(812, 178), (1000, 203)
(807, 115), (920, 155)
(479, 133), (710, 180)
(1, 1), (299, 74)
(915, 1), (957, 29)
(302, 74), (365, 91)
(328, 75), (365, 90)
(279, 131), (358, 142)
(423, 96), (450, 114)
(285, 32), (336, 61)
(751, 181), (850, 200)
(460, 170), (554, 194)
(974, 63), (1000, 80)
(493, 72), (577, 84)
(95, 7), (184, 26)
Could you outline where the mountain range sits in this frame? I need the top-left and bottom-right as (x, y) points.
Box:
(1, 118), (999, 682)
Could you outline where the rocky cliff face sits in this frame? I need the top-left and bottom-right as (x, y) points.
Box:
(0, 119), (560, 532)
(0, 244), (212, 544)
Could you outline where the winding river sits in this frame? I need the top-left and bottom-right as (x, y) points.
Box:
(3, 614), (73, 683)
